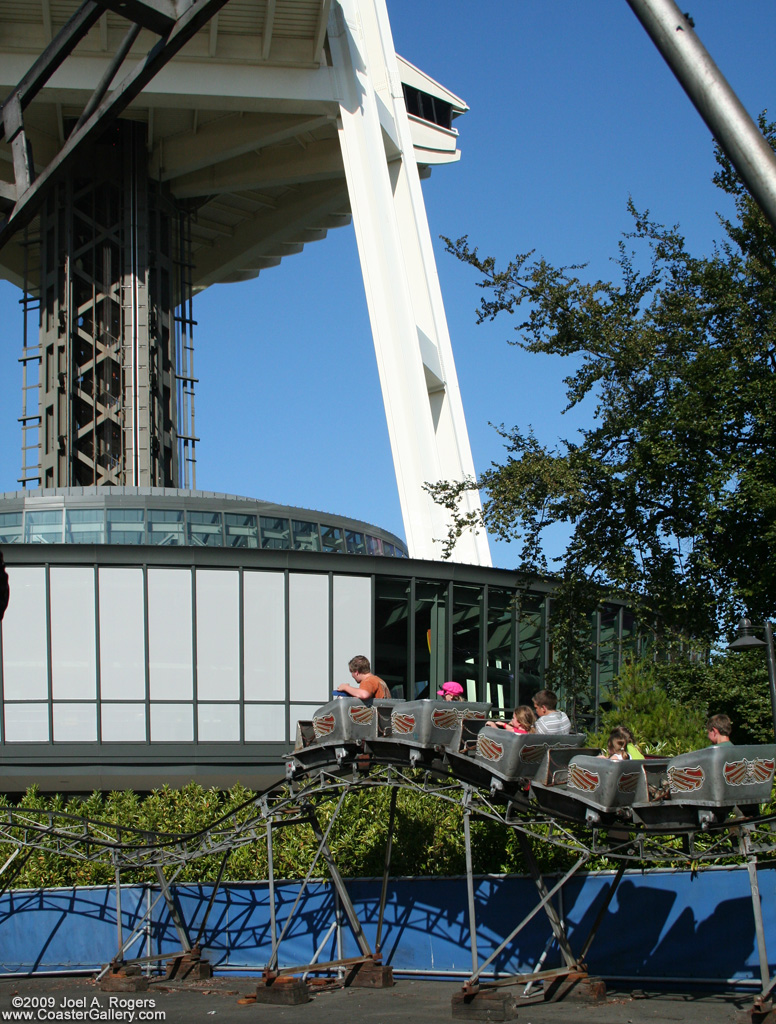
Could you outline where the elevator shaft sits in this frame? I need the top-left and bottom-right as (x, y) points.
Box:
(36, 121), (187, 488)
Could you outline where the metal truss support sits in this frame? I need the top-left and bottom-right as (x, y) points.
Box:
(305, 802), (373, 960)
(0, 0), (232, 246)
(375, 785), (398, 956)
(4, 761), (776, 1000)
(263, 790), (373, 980)
(516, 831), (579, 970)
(35, 121), (182, 488)
(463, 802), (479, 976)
(155, 864), (192, 954)
(96, 868), (185, 979)
(463, 850), (590, 994)
(19, 228), (41, 487)
(193, 849), (231, 948)
(739, 829), (776, 1018)
(328, 0), (491, 565)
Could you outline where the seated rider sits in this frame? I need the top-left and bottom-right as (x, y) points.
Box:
(707, 713), (733, 745)
(532, 690), (571, 734)
(437, 681), (464, 701)
(487, 705), (535, 734)
(335, 655), (391, 700)
(620, 725), (645, 760)
(598, 726), (630, 760)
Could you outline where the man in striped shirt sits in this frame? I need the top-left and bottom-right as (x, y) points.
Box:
(533, 689), (571, 734)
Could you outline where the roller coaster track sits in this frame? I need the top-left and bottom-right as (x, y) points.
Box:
(1, 737), (775, 1010)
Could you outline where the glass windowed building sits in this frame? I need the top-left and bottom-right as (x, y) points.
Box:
(0, 489), (636, 793)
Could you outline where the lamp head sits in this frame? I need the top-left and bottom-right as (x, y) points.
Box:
(728, 617), (767, 651)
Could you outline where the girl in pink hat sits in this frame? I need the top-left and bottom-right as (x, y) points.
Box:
(437, 681), (464, 701)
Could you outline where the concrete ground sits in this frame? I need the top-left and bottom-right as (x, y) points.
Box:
(0, 974), (757, 1024)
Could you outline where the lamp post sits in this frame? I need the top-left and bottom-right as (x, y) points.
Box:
(728, 618), (776, 739)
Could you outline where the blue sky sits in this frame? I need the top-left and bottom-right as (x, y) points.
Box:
(1, 2), (775, 569)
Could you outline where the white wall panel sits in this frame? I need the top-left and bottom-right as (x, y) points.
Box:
(53, 703), (97, 742)
(101, 703), (146, 742)
(196, 570), (239, 700)
(2, 566), (48, 700)
(198, 703), (240, 741)
(243, 571), (285, 700)
(332, 575), (372, 688)
(50, 568), (96, 700)
(150, 703), (193, 742)
(4, 703), (49, 742)
(99, 568), (145, 700)
(289, 574), (329, 703)
(244, 703), (286, 742)
(148, 569), (193, 700)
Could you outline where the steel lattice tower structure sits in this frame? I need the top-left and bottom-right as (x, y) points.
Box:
(37, 122), (187, 488)
(0, 0), (492, 564)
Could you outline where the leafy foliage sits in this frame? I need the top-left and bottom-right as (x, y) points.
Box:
(0, 782), (583, 889)
(586, 661), (707, 756)
(656, 651), (774, 744)
(430, 119), (776, 648)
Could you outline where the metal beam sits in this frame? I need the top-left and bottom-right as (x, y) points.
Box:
(0, 0), (232, 249)
(626, 0), (776, 235)
(97, 0), (178, 35)
(0, 0), (103, 143)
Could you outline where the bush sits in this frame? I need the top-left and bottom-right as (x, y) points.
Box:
(0, 781), (581, 889)
(656, 652), (773, 744)
(586, 660), (707, 755)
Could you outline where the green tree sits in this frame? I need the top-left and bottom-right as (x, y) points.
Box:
(431, 121), (776, 650)
(587, 661), (707, 756)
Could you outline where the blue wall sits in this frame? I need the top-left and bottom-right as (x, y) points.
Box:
(0, 866), (770, 983)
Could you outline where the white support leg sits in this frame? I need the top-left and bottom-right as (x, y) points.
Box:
(328, 0), (491, 566)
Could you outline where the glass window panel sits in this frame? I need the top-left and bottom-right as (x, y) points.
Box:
(65, 508), (104, 544)
(321, 525), (345, 553)
(487, 589), (515, 713)
(373, 577), (410, 699)
(366, 535), (383, 556)
(99, 568), (145, 700)
(518, 596), (546, 701)
(50, 567), (96, 700)
(150, 703), (193, 742)
(147, 509), (184, 546)
(332, 576), (372, 692)
(383, 542), (395, 558)
(452, 585), (482, 702)
(0, 512), (22, 544)
(225, 513), (258, 549)
(53, 703), (97, 742)
(25, 509), (63, 543)
(597, 604), (620, 702)
(345, 531), (366, 554)
(244, 704), (286, 742)
(291, 520), (321, 552)
(260, 517), (290, 550)
(101, 703), (146, 742)
(2, 566), (48, 700)
(414, 580), (448, 699)
(243, 571), (286, 701)
(621, 609), (638, 661)
(289, 574), (328, 702)
(196, 569), (239, 700)
(148, 569), (193, 699)
(198, 704), (240, 741)
(107, 509), (146, 545)
(187, 510), (223, 547)
(4, 703), (49, 742)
